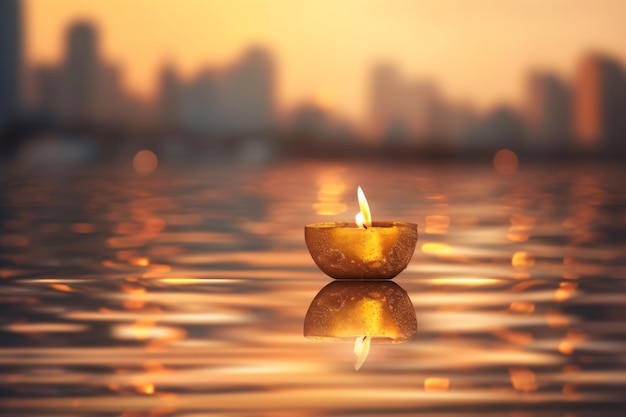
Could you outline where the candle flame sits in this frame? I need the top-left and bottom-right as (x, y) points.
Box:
(354, 335), (371, 370)
(355, 186), (372, 228)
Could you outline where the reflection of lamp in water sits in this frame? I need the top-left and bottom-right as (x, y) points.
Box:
(304, 281), (417, 370)
(304, 187), (418, 369)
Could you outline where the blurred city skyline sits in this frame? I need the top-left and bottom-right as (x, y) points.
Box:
(24, 0), (626, 122)
(2, 0), (626, 161)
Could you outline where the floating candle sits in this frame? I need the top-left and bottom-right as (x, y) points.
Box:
(305, 187), (418, 279)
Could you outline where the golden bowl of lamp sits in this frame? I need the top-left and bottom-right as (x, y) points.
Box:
(304, 221), (418, 280)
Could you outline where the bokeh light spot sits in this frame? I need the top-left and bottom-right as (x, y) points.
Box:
(133, 150), (158, 176)
(493, 149), (518, 175)
(424, 377), (450, 392)
(512, 251), (534, 270)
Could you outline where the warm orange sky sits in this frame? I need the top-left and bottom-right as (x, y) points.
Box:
(24, 0), (626, 122)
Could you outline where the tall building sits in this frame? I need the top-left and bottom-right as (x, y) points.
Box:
(0, 0), (22, 131)
(439, 103), (476, 147)
(96, 64), (123, 126)
(60, 21), (100, 126)
(179, 69), (219, 133)
(33, 66), (58, 112)
(223, 46), (276, 134)
(368, 63), (404, 141)
(525, 71), (571, 150)
(573, 53), (626, 152)
(177, 46), (276, 135)
(367, 63), (443, 145)
(33, 20), (128, 128)
(403, 81), (441, 143)
(158, 64), (182, 131)
(290, 102), (331, 140)
(471, 105), (525, 151)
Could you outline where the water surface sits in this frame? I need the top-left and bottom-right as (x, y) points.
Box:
(1, 160), (625, 416)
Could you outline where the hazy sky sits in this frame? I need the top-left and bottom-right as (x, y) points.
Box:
(25, 0), (626, 122)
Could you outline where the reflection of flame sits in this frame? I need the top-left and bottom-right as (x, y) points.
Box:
(354, 335), (371, 371)
(314, 170), (348, 215)
(355, 186), (372, 228)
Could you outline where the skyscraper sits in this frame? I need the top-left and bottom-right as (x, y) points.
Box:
(224, 46), (276, 134)
(0, 0), (22, 132)
(368, 63), (444, 145)
(573, 53), (626, 152)
(403, 80), (441, 143)
(368, 63), (403, 142)
(158, 64), (182, 131)
(525, 71), (571, 150)
(60, 21), (100, 126)
(179, 68), (219, 133)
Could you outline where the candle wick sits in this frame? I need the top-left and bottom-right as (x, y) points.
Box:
(363, 224), (368, 229)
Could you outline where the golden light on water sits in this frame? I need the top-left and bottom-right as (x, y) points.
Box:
(133, 150), (158, 176)
(425, 215), (450, 235)
(493, 149), (519, 175)
(512, 251), (535, 269)
(314, 170), (348, 216)
(111, 322), (186, 342)
(509, 301), (535, 314)
(129, 257), (150, 267)
(70, 223), (95, 234)
(421, 242), (453, 255)
(4, 323), (89, 333)
(555, 282), (578, 302)
(494, 329), (533, 345)
(312, 202), (348, 215)
(509, 367), (537, 392)
(49, 283), (75, 292)
(145, 217), (166, 233)
(134, 382), (155, 395)
(428, 277), (500, 286)
(559, 330), (586, 355)
(558, 340), (575, 355)
(3, 160), (624, 413)
(507, 214), (535, 242)
(546, 310), (571, 328)
(355, 186), (372, 228)
(424, 377), (450, 392)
